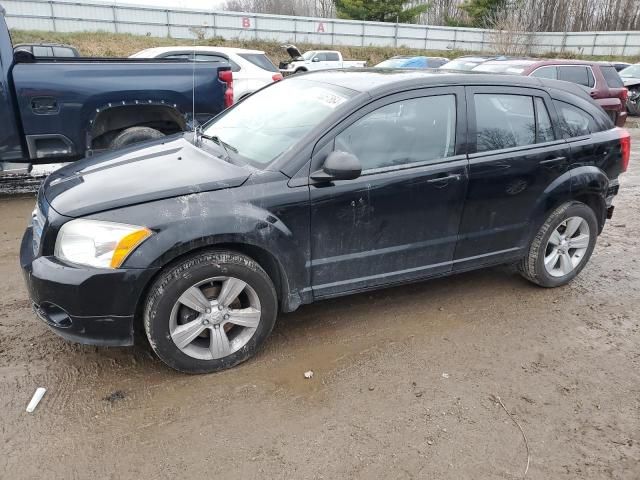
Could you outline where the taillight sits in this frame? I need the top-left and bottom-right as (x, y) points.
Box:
(619, 128), (631, 172)
(218, 70), (234, 108)
(272, 73), (283, 82)
(621, 88), (629, 103)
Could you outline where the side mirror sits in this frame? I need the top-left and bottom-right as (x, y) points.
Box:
(311, 151), (362, 182)
(14, 49), (35, 64)
(312, 57), (320, 62)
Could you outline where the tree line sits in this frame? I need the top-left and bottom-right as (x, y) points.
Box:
(223, 0), (640, 32)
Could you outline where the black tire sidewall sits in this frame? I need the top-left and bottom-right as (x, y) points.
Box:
(533, 203), (598, 287)
(145, 251), (277, 374)
(110, 127), (164, 149)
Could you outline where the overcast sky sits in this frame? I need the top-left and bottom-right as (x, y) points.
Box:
(95, 0), (226, 10)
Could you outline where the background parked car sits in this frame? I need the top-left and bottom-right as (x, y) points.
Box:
(618, 63), (640, 115)
(13, 42), (79, 57)
(131, 46), (282, 102)
(375, 56), (449, 69)
(439, 55), (504, 70)
(279, 45), (366, 75)
(472, 59), (628, 126)
(607, 61), (632, 72)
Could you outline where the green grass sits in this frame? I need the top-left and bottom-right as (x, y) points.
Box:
(10, 29), (639, 65)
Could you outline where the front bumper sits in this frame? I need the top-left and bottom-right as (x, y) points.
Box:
(20, 226), (159, 346)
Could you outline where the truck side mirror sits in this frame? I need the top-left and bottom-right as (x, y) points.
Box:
(14, 49), (35, 64)
(312, 57), (320, 62)
(311, 151), (362, 182)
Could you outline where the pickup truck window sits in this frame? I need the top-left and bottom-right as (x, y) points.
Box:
(336, 95), (456, 170)
(325, 52), (340, 62)
(33, 46), (53, 56)
(202, 80), (355, 166)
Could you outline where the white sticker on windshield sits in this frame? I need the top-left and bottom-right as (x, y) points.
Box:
(308, 87), (348, 108)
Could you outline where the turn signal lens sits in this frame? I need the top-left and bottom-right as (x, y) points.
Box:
(110, 228), (152, 268)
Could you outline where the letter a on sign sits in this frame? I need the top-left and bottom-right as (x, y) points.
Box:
(317, 22), (325, 33)
(242, 17), (251, 28)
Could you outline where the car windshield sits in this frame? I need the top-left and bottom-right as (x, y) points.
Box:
(619, 64), (640, 78)
(302, 51), (316, 60)
(201, 79), (356, 166)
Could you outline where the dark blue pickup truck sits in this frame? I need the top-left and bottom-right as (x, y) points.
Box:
(0, 4), (233, 165)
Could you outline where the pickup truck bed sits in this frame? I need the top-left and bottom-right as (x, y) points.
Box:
(1, 4), (232, 165)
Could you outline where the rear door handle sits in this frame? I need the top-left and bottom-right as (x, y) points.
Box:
(427, 173), (462, 184)
(540, 156), (567, 165)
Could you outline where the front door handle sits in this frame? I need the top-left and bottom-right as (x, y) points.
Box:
(540, 156), (567, 166)
(427, 173), (462, 187)
(31, 97), (58, 114)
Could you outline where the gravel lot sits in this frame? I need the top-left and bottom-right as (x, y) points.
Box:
(1, 132), (639, 479)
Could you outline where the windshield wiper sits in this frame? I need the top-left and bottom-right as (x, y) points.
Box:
(199, 133), (238, 160)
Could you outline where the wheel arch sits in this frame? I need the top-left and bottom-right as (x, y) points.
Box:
(89, 104), (187, 149)
(133, 240), (297, 336)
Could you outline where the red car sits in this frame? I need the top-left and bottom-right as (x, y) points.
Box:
(473, 59), (628, 126)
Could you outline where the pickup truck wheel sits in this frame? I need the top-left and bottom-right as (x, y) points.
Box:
(144, 250), (278, 374)
(110, 126), (164, 149)
(519, 202), (597, 288)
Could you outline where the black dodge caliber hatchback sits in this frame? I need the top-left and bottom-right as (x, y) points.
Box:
(21, 70), (631, 373)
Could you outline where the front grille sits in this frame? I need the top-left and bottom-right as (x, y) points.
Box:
(31, 204), (45, 256)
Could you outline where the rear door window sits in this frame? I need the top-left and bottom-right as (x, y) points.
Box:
(474, 94), (535, 152)
(237, 53), (278, 72)
(601, 66), (624, 88)
(325, 52), (340, 62)
(535, 98), (555, 143)
(553, 100), (597, 137)
(558, 66), (591, 87)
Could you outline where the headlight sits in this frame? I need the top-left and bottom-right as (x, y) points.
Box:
(54, 219), (152, 269)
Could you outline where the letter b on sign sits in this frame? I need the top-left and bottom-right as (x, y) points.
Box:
(242, 17), (251, 28)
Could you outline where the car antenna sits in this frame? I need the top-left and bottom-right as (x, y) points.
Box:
(191, 29), (197, 139)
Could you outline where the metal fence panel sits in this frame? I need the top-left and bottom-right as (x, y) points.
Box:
(3, 0), (640, 57)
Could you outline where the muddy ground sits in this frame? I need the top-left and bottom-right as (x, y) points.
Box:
(1, 133), (639, 480)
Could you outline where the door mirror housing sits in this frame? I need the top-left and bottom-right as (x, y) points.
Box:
(312, 56), (320, 62)
(311, 151), (362, 182)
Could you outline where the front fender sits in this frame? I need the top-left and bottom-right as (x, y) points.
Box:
(92, 183), (311, 312)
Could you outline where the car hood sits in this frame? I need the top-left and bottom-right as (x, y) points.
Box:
(282, 44), (303, 60)
(44, 134), (251, 218)
(622, 77), (640, 87)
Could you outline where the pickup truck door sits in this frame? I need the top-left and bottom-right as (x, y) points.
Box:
(309, 88), (468, 298)
(0, 10), (25, 162)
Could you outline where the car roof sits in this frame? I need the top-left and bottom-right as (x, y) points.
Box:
(132, 46), (265, 57)
(524, 59), (613, 67)
(298, 68), (592, 99)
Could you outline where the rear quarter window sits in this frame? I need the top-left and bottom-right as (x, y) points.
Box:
(238, 53), (278, 72)
(601, 66), (624, 88)
(553, 100), (598, 138)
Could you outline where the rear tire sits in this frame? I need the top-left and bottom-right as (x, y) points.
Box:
(519, 202), (598, 288)
(144, 250), (278, 374)
(109, 126), (164, 149)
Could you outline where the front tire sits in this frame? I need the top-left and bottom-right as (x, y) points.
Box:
(144, 250), (278, 374)
(519, 202), (598, 287)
